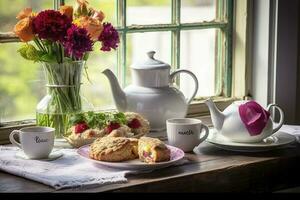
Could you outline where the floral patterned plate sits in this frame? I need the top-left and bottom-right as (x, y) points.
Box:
(77, 144), (185, 170)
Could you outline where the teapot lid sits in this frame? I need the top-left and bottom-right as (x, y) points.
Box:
(131, 51), (171, 70)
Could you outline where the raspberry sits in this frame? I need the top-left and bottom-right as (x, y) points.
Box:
(128, 118), (141, 129)
(106, 122), (121, 133)
(74, 122), (89, 134)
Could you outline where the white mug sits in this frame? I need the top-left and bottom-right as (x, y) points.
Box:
(9, 126), (55, 159)
(166, 118), (209, 152)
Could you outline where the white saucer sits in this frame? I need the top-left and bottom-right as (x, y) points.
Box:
(206, 129), (296, 152)
(15, 150), (63, 161)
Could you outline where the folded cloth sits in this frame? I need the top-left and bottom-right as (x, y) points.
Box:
(0, 146), (130, 190)
(0, 146), (188, 190)
(280, 124), (300, 142)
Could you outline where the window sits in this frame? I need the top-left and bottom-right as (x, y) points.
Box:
(0, 0), (233, 124)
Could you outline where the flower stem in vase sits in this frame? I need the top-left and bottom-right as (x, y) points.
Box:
(36, 61), (93, 138)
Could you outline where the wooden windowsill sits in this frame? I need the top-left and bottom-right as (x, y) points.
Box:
(1, 141), (300, 192)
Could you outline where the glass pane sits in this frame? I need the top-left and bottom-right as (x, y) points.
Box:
(0, 43), (45, 122)
(181, 0), (217, 23)
(0, 0), (52, 33)
(64, 0), (116, 25)
(127, 0), (171, 25)
(126, 31), (171, 85)
(82, 43), (117, 111)
(0, 42), (117, 122)
(180, 29), (218, 97)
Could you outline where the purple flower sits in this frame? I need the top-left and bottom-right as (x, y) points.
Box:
(239, 101), (270, 136)
(98, 23), (119, 51)
(32, 10), (72, 42)
(63, 24), (93, 60)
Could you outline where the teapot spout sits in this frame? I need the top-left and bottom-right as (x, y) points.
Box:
(102, 69), (127, 112)
(205, 98), (225, 131)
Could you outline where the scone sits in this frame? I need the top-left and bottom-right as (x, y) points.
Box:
(65, 127), (106, 148)
(125, 112), (150, 138)
(138, 137), (170, 163)
(89, 137), (138, 162)
(107, 124), (134, 138)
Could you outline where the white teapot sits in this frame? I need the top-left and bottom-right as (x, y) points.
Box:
(205, 98), (284, 143)
(103, 51), (199, 131)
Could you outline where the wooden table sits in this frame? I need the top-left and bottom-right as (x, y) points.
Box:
(1, 139), (300, 193)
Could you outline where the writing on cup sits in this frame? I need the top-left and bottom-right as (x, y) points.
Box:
(166, 118), (210, 152)
(35, 136), (49, 143)
(178, 130), (194, 135)
(9, 126), (55, 159)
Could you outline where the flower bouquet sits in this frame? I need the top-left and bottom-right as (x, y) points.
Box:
(13, 0), (120, 138)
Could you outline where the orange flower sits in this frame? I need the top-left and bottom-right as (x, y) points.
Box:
(13, 17), (34, 42)
(60, 5), (73, 20)
(75, 0), (89, 16)
(92, 10), (105, 22)
(16, 8), (33, 20)
(77, 16), (103, 40)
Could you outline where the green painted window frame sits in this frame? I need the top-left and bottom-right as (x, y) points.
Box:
(0, 0), (234, 96)
(115, 0), (234, 98)
(0, 0), (236, 140)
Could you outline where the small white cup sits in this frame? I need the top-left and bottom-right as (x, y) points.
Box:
(166, 118), (209, 152)
(9, 126), (55, 159)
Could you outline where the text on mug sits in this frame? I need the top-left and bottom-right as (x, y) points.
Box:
(35, 136), (48, 143)
(178, 130), (194, 135)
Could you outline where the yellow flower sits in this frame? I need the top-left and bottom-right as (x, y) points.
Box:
(13, 17), (34, 42)
(60, 5), (73, 20)
(77, 16), (103, 40)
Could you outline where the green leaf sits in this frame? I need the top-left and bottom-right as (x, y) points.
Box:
(26, 45), (42, 62)
(86, 112), (107, 129)
(83, 52), (90, 61)
(106, 112), (127, 125)
(69, 113), (86, 125)
(39, 53), (57, 63)
(18, 45), (30, 60)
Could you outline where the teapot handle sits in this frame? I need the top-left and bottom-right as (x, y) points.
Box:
(267, 104), (284, 134)
(170, 69), (199, 104)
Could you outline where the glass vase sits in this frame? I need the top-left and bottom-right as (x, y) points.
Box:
(36, 61), (93, 138)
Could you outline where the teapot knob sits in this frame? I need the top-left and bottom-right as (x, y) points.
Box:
(147, 51), (156, 59)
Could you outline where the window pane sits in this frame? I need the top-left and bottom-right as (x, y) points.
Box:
(180, 29), (218, 97)
(126, 31), (171, 85)
(181, 0), (216, 23)
(82, 43), (117, 111)
(127, 0), (171, 25)
(64, 0), (117, 25)
(0, 0), (52, 33)
(0, 43), (45, 122)
(0, 42), (117, 122)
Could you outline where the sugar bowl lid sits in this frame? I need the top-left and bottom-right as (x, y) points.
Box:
(131, 51), (171, 70)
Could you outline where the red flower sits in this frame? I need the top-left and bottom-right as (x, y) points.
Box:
(32, 10), (72, 42)
(63, 24), (93, 60)
(98, 23), (119, 51)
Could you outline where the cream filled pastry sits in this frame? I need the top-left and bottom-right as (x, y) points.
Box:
(138, 137), (170, 163)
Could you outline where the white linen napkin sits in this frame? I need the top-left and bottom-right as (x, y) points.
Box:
(0, 146), (130, 189)
(0, 146), (188, 190)
(0, 146), (130, 190)
(280, 124), (300, 143)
